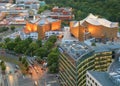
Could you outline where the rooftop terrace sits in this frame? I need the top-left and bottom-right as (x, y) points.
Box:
(85, 39), (120, 53)
(60, 40), (92, 61)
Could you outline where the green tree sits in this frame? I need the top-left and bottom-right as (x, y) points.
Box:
(26, 42), (38, 56)
(6, 42), (16, 50)
(36, 39), (42, 47)
(25, 61), (29, 67)
(48, 63), (58, 73)
(1, 64), (6, 72)
(22, 57), (26, 64)
(36, 56), (43, 64)
(4, 38), (11, 44)
(14, 44), (22, 53)
(25, 37), (32, 44)
(47, 52), (59, 66)
(1, 61), (6, 72)
(14, 36), (21, 43)
(35, 47), (48, 59)
(1, 43), (7, 49)
(0, 43), (4, 48)
(19, 57), (22, 61)
(44, 41), (54, 50)
(10, 26), (15, 31)
(14, 39), (32, 54)
(91, 42), (96, 46)
(45, 0), (120, 22)
(51, 47), (59, 53)
(38, 5), (51, 14)
(48, 35), (57, 43)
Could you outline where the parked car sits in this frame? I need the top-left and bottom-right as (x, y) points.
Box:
(15, 65), (19, 69)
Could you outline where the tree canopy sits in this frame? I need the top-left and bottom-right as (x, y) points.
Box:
(45, 0), (120, 22)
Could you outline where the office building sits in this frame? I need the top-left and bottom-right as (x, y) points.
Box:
(59, 37), (120, 86)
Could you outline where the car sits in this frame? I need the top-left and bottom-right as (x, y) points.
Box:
(15, 65), (19, 69)
(34, 81), (38, 86)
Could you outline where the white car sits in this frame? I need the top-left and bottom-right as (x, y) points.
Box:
(34, 81), (38, 86)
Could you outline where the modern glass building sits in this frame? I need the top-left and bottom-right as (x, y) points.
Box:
(58, 41), (120, 86)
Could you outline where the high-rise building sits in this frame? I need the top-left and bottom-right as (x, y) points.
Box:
(58, 40), (120, 86)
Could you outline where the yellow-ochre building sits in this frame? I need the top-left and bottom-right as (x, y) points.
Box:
(25, 17), (61, 39)
(70, 13), (119, 41)
(58, 40), (120, 86)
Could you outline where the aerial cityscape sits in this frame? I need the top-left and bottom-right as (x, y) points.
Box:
(0, 0), (119, 86)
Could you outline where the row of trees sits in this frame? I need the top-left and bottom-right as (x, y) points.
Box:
(0, 35), (59, 73)
(38, 5), (53, 14)
(0, 27), (9, 33)
(47, 48), (59, 73)
(0, 37), (42, 56)
(0, 26), (15, 33)
(35, 35), (59, 73)
(44, 0), (120, 22)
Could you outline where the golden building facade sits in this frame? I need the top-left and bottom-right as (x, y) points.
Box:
(70, 14), (118, 41)
(25, 18), (61, 39)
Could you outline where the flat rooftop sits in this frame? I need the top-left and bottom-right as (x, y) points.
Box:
(88, 71), (117, 86)
(93, 43), (120, 53)
(85, 39), (120, 53)
(60, 40), (92, 61)
(30, 17), (58, 25)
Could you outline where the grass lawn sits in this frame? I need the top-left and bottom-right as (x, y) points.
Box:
(0, 56), (27, 74)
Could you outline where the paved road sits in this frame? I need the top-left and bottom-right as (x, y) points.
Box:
(5, 62), (18, 86)
(18, 76), (34, 86)
(0, 50), (60, 86)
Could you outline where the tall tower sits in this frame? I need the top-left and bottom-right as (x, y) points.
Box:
(78, 22), (85, 41)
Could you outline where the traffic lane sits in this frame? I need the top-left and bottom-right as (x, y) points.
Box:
(0, 50), (19, 60)
(4, 78), (8, 86)
(18, 75), (34, 86)
(6, 62), (18, 86)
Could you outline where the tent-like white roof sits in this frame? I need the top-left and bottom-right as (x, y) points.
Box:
(80, 13), (119, 28)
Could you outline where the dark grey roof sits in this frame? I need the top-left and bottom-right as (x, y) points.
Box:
(88, 71), (117, 86)
(60, 41), (93, 61)
(94, 43), (120, 53)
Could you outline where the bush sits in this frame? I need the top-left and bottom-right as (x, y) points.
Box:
(48, 63), (58, 73)
(25, 62), (28, 67)
(0, 27), (9, 33)
(22, 58), (26, 64)
(19, 57), (22, 61)
(91, 42), (96, 46)
(10, 26), (15, 31)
